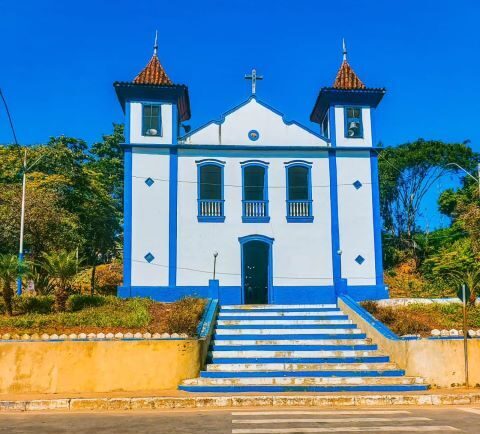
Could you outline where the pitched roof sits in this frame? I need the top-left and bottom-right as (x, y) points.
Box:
(332, 60), (366, 90)
(133, 53), (173, 86)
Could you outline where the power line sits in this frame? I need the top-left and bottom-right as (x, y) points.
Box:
(0, 88), (19, 146)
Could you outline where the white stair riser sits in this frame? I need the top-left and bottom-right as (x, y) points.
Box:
(213, 339), (369, 346)
(206, 362), (399, 372)
(183, 377), (425, 386)
(221, 304), (337, 309)
(210, 350), (379, 358)
(218, 311), (344, 317)
(217, 319), (352, 325)
(214, 328), (363, 335)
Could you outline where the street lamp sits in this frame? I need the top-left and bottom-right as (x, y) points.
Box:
(213, 251), (219, 280)
(446, 162), (480, 196)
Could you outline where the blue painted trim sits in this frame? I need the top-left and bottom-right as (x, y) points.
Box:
(212, 344), (378, 351)
(370, 150), (385, 287)
(242, 161), (269, 222)
(210, 356), (390, 364)
(124, 100), (131, 144)
(284, 160), (313, 166)
(328, 149), (342, 292)
(168, 147), (178, 287)
(179, 95), (328, 142)
(339, 295), (400, 340)
(248, 129), (260, 141)
(216, 323), (357, 330)
(219, 315), (348, 321)
(239, 234), (274, 304)
(197, 160), (225, 222)
(286, 216), (314, 223)
(196, 298), (219, 338)
(122, 143), (386, 152)
(240, 159), (270, 166)
(141, 102), (163, 137)
(123, 147), (132, 290)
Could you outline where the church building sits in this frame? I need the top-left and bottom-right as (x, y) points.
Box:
(114, 38), (388, 305)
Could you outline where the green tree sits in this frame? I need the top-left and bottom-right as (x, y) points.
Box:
(0, 254), (30, 315)
(41, 250), (80, 312)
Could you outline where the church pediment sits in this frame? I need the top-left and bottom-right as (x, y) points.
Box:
(180, 96), (328, 146)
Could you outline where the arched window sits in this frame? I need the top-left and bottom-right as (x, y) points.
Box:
(241, 161), (269, 223)
(197, 161), (225, 222)
(286, 162), (313, 222)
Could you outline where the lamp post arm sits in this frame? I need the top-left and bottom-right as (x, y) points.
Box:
(446, 162), (479, 182)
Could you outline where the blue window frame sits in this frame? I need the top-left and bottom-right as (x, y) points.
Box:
(241, 161), (269, 223)
(344, 106), (363, 138)
(142, 103), (163, 136)
(197, 160), (225, 222)
(285, 161), (313, 222)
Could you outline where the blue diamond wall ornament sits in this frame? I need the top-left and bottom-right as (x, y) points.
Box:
(353, 180), (362, 190)
(355, 255), (365, 265)
(144, 252), (155, 263)
(145, 177), (154, 187)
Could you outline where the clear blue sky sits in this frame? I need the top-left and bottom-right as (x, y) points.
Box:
(0, 0), (479, 227)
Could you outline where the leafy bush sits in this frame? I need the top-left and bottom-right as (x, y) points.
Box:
(72, 262), (122, 295)
(14, 296), (54, 314)
(67, 294), (106, 312)
(163, 297), (206, 336)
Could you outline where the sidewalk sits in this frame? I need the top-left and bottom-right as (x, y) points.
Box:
(1, 388), (479, 412)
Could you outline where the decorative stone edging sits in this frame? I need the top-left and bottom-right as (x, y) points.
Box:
(430, 329), (480, 338)
(1, 393), (480, 412)
(0, 332), (191, 341)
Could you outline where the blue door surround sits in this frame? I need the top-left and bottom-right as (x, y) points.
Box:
(239, 235), (274, 304)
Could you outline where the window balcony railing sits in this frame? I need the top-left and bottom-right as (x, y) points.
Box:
(242, 200), (269, 222)
(286, 200), (313, 222)
(198, 199), (225, 222)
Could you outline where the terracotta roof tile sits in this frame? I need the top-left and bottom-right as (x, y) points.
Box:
(133, 53), (173, 86)
(333, 60), (366, 90)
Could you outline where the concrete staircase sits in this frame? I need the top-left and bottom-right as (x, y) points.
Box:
(179, 304), (428, 393)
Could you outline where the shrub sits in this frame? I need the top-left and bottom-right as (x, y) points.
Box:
(14, 296), (54, 314)
(67, 294), (106, 312)
(72, 262), (122, 295)
(163, 297), (206, 336)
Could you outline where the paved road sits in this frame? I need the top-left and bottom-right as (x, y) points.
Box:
(1, 407), (480, 433)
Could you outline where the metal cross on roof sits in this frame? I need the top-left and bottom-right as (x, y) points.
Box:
(244, 69), (263, 95)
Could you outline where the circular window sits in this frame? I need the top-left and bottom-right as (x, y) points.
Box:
(248, 130), (260, 141)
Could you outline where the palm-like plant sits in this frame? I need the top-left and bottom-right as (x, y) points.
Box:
(0, 255), (30, 315)
(41, 251), (80, 312)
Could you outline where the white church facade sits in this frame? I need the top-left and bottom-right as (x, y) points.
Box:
(114, 40), (388, 304)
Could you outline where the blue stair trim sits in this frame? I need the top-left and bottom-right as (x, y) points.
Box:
(200, 369), (406, 378)
(211, 344), (378, 351)
(210, 356), (390, 364)
(215, 324), (358, 329)
(213, 333), (367, 340)
(223, 308), (341, 313)
(218, 315), (349, 321)
(179, 384), (429, 393)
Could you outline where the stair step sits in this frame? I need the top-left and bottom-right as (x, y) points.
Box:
(218, 311), (344, 317)
(206, 362), (399, 372)
(183, 376), (424, 386)
(213, 333), (367, 340)
(217, 319), (352, 326)
(214, 328), (363, 336)
(201, 369), (405, 378)
(210, 356), (390, 364)
(216, 324), (358, 330)
(210, 350), (380, 358)
(211, 344), (378, 351)
(221, 304), (337, 309)
(220, 308), (341, 313)
(213, 339), (370, 346)
(179, 384), (429, 393)
(218, 315), (349, 321)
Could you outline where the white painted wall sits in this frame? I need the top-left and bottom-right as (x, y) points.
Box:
(176, 150), (333, 287)
(131, 148), (170, 286)
(336, 150), (376, 285)
(334, 106), (372, 148)
(182, 98), (328, 146)
(129, 102), (173, 144)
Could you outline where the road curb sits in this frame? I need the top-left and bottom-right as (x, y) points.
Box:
(1, 393), (479, 412)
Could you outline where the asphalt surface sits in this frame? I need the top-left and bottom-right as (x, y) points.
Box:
(1, 407), (480, 433)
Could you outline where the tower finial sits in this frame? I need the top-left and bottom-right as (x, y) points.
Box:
(153, 30), (158, 56)
(342, 38), (347, 61)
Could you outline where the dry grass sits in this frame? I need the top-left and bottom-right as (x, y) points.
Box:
(0, 296), (206, 336)
(361, 301), (480, 337)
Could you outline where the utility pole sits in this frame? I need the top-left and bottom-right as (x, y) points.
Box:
(17, 150), (27, 294)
